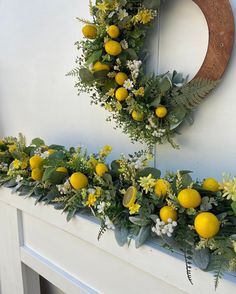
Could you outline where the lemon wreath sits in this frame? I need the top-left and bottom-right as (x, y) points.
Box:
(68, 0), (234, 147)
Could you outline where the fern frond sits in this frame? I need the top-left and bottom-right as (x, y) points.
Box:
(98, 221), (107, 241)
(184, 246), (193, 285)
(66, 68), (80, 77)
(213, 255), (226, 290)
(171, 78), (219, 110)
(76, 17), (93, 24)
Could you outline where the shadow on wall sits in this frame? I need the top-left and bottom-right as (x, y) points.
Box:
(40, 277), (65, 294)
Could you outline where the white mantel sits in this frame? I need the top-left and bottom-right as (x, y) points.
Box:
(0, 188), (235, 294)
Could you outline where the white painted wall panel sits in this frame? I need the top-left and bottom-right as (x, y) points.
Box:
(157, 0), (236, 179)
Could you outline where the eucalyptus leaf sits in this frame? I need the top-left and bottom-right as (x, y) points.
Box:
(79, 68), (94, 83)
(94, 70), (109, 80)
(31, 138), (45, 147)
(129, 216), (150, 227)
(143, 0), (161, 9)
(67, 208), (77, 222)
(161, 235), (180, 249)
(231, 201), (236, 215)
(135, 225), (151, 248)
(159, 76), (172, 94)
(114, 226), (128, 247)
(192, 248), (210, 270)
(150, 96), (161, 107)
(3, 179), (17, 188)
(86, 49), (103, 65)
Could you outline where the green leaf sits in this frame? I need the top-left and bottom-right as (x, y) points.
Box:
(137, 167), (161, 179)
(143, 0), (161, 9)
(135, 225), (151, 248)
(129, 216), (150, 227)
(192, 249), (210, 270)
(114, 226), (128, 247)
(67, 208), (77, 222)
(150, 96), (161, 107)
(159, 76), (172, 94)
(231, 201), (236, 215)
(124, 48), (138, 60)
(86, 49), (103, 65)
(3, 179), (17, 188)
(48, 144), (65, 151)
(48, 150), (66, 160)
(31, 138), (45, 147)
(170, 107), (187, 122)
(93, 70), (109, 80)
(79, 68), (94, 83)
(42, 167), (55, 182)
(171, 78), (219, 109)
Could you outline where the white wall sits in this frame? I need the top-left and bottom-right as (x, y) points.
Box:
(0, 0), (144, 162)
(157, 0), (236, 179)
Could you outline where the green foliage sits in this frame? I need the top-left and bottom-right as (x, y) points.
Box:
(170, 78), (219, 110)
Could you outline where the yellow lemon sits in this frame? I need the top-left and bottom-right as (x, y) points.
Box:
(155, 106), (168, 118)
(105, 40), (122, 56)
(178, 188), (201, 209)
(123, 186), (137, 208)
(31, 168), (43, 181)
(202, 178), (219, 192)
(194, 212), (220, 238)
(154, 179), (170, 197)
(160, 206), (177, 223)
(70, 172), (88, 190)
(48, 149), (56, 155)
(131, 110), (144, 122)
(107, 25), (120, 38)
(30, 155), (43, 169)
(56, 167), (68, 173)
(93, 61), (110, 72)
(82, 24), (97, 39)
(95, 163), (108, 177)
(115, 87), (128, 101)
(115, 72), (128, 86)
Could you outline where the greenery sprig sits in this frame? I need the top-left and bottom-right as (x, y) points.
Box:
(0, 134), (236, 288)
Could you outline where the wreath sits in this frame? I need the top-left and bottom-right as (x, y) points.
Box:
(68, 0), (234, 147)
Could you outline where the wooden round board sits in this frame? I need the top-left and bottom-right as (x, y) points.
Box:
(192, 0), (234, 81)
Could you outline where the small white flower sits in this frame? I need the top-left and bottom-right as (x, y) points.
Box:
(89, 63), (93, 71)
(118, 9), (128, 20)
(97, 201), (106, 214)
(57, 179), (71, 195)
(152, 217), (178, 238)
(123, 79), (134, 90)
(114, 65), (120, 71)
(105, 216), (115, 230)
(108, 11), (116, 18)
(120, 40), (128, 50)
(107, 71), (116, 78)
(16, 175), (23, 183)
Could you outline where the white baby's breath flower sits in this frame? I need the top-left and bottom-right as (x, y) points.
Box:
(107, 71), (116, 78)
(120, 40), (128, 49)
(57, 179), (71, 195)
(123, 79), (134, 90)
(152, 217), (178, 238)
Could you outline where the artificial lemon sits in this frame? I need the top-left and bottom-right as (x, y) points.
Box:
(82, 24), (97, 39)
(29, 155), (43, 169)
(70, 172), (88, 190)
(48, 149), (56, 155)
(155, 106), (168, 118)
(178, 188), (201, 209)
(123, 186), (137, 208)
(93, 61), (110, 72)
(31, 168), (43, 181)
(107, 25), (120, 38)
(194, 212), (220, 238)
(95, 163), (108, 177)
(131, 110), (144, 122)
(202, 178), (219, 192)
(115, 87), (128, 101)
(115, 72), (128, 86)
(56, 167), (68, 174)
(160, 206), (177, 223)
(105, 40), (122, 56)
(154, 179), (170, 197)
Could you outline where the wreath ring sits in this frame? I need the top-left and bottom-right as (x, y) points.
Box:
(192, 0), (234, 81)
(69, 0), (234, 147)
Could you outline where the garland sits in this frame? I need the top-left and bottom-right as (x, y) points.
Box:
(68, 0), (218, 147)
(0, 134), (236, 288)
